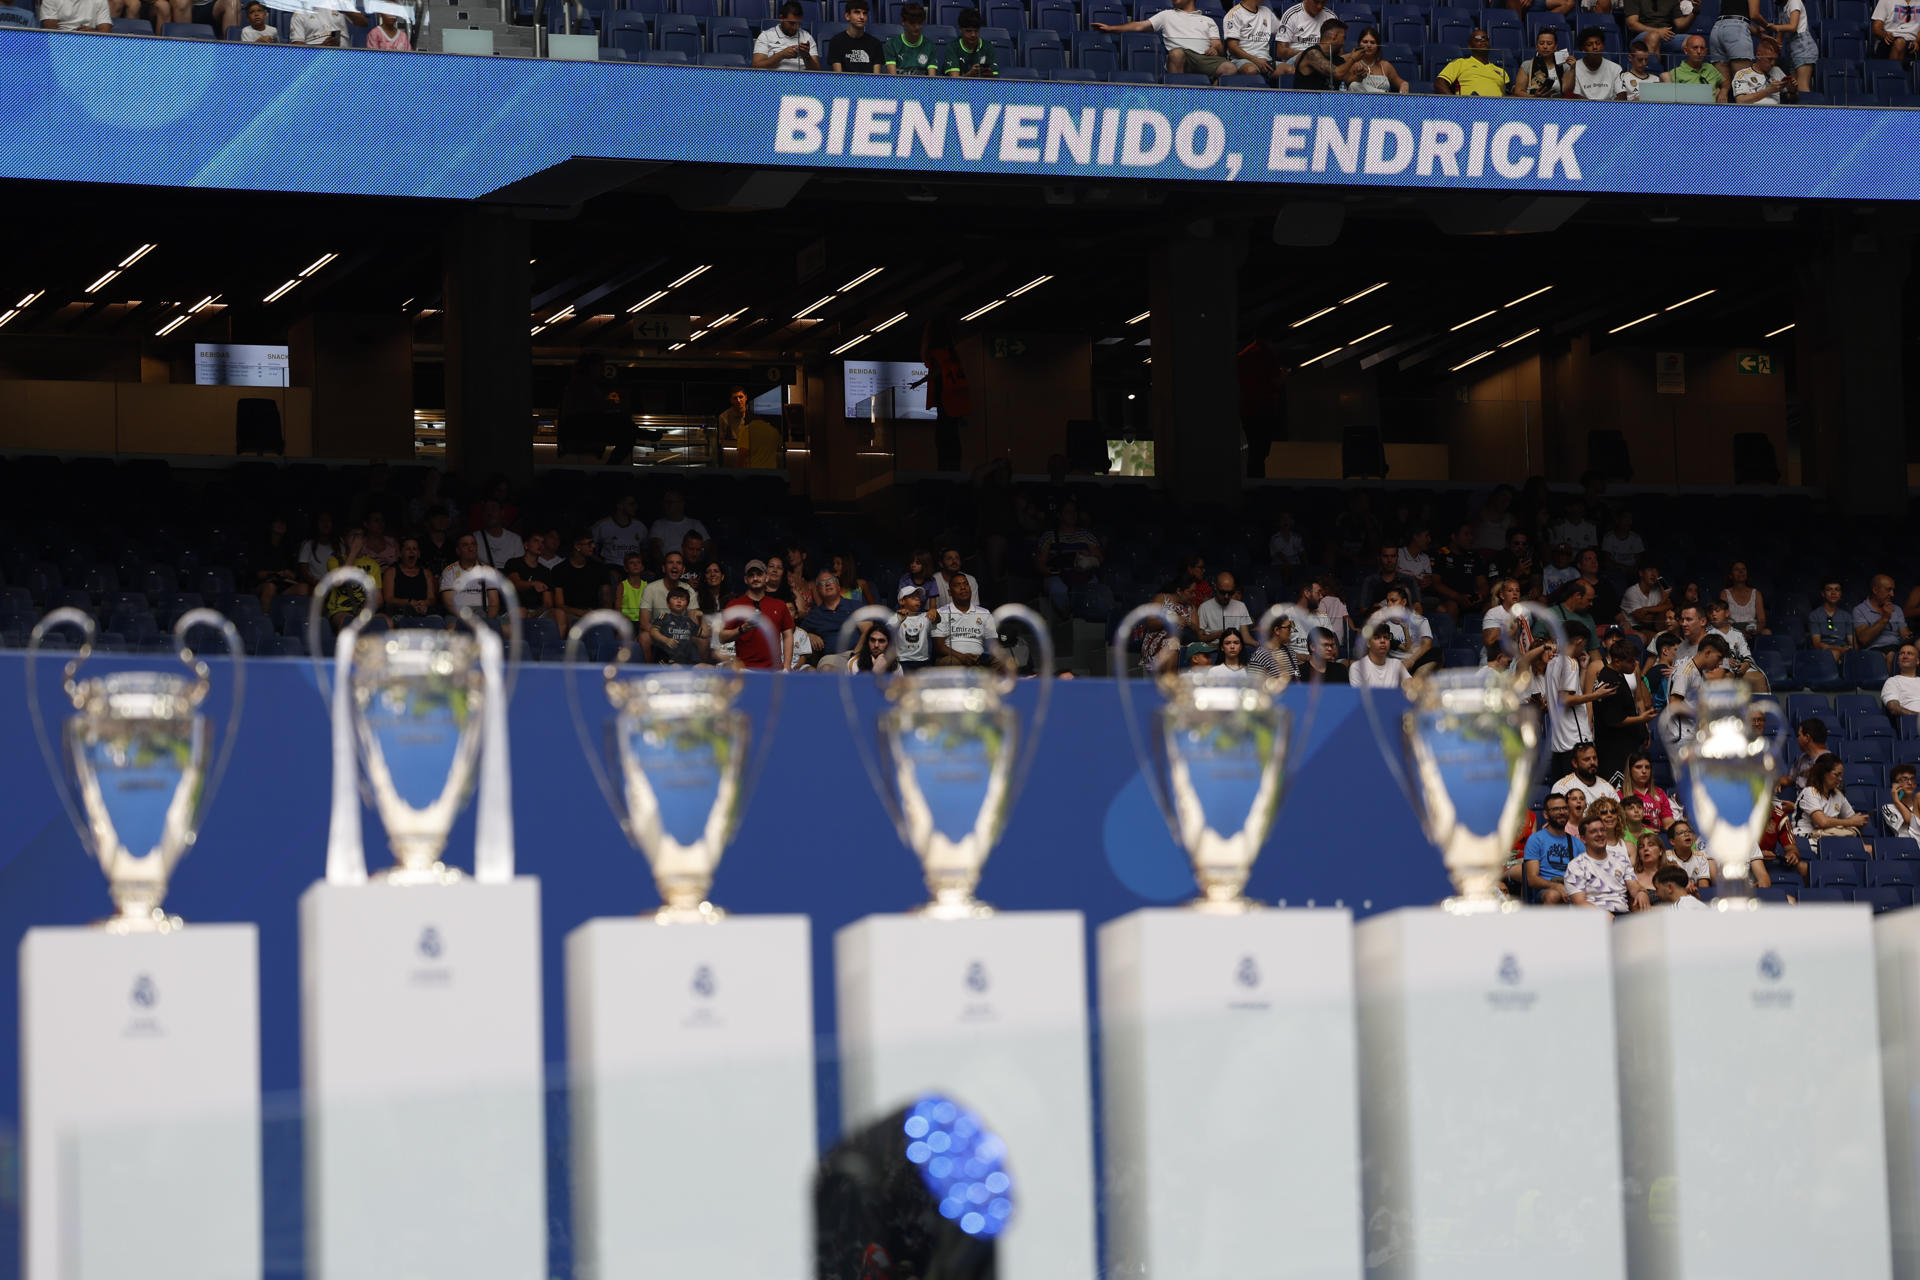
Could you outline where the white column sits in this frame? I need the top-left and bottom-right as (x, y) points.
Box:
(1099, 907), (1363, 1280)
(566, 914), (817, 1280)
(300, 879), (546, 1280)
(20, 924), (261, 1280)
(835, 912), (1096, 1280)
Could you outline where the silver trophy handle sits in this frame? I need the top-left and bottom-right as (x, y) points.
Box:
(838, 603), (913, 837)
(989, 603), (1053, 816)
(306, 565), (380, 706)
(449, 566), (524, 697)
(170, 608), (247, 834)
(1252, 600), (1326, 808)
(1111, 602), (1187, 840)
(564, 609), (639, 845)
(25, 607), (101, 859)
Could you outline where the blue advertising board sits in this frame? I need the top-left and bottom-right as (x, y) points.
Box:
(4, 26), (1918, 201)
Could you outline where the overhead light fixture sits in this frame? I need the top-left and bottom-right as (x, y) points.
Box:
(838, 267), (884, 292)
(299, 252), (338, 277)
(712, 308), (748, 328)
(1765, 323), (1795, 338)
(668, 342), (686, 351)
(831, 333), (872, 355)
(1127, 310), (1151, 325)
(84, 270), (120, 294)
(628, 290), (670, 314)
(1450, 349), (1496, 373)
(549, 305), (575, 323)
(1007, 275), (1052, 298)
(1505, 285), (1553, 307)
(118, 244), (156, 269)
(530, 324), (545, 336)
(15, 290), (43, 308)
(1339, 281), (1388, 305)
(690, 329), (708, 340)
(1498, 328), (1540, 349)
(0, 309), (17, 330)
(668, 265), (711, 288)
(263, 278), (300, 303)
(872, 311), (909, 332)
(794, 294), (836, 319)
(188, 294), (217, 313)
(1608, 312), (1658, 334)
(155, 315), (189, 337)
(1449, 310), (1497, 332)
(1142, 356), (1151, 364)
(1664, 289), (1716, 311)
(1348, 324), (1391, 345)
(960, 299), (1005, 323)
(1290, 306), (1335, 328)
(1300, 346), (1342, 367)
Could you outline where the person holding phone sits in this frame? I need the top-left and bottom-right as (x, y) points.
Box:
(1886, 764), (1920, 839)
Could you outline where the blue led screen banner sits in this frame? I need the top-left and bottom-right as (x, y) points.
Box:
(3, 26), (1917, 201)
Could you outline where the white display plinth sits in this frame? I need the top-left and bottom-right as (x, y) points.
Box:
(1099, 908), (1363, 1280)
(20, 924), (261, 1280)
(300, 879), (546, 1280)
(1354, 907), (1627, 1280)
(1880, 909), (1920, 1280)
(566, 914), (816, 1280)
(836, 912), (1096, 1280)
(1616, 903), (1890, 1280)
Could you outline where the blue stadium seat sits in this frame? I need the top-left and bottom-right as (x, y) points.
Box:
(1788, 692), (1835, 723)
(1832, 0), (1869, 31)
(1752, 631), (1797, 657)
(1841, 690), (1884, 720)
(1850, 737), (1894, 765)
(1792, 652), (1846, 692)
(638, 46), (691, 59)
(1086, 0), (1126, 25)
(1433, 11), (1475, 42)
(699, 49), (748, 62)
(924, 23), (956, 41)
(933, 0), (968, 22)
(1130, 0), (1166, 17)
(1843, 652), (1889, 689)
(1821, 836), (1870, 861)
(1755, 651), (1795, 692)
(998, 62), (1042, 74)
(110, 15), (153, 30)
(1871, 860), (1920, 886)
(985, 0), (1025, 26)
(679, 0), (723, 15)
(1809, 858), (1867, 886)
(1164, 69), (1208, 83)
(270, 635), (308, 658)
(1024, 42), (1067, 68)
(1826, 31), (1865, 59)
(1487, 23), (1523, 48)
(1844, 762), (1886, 790)
(1049, 63), (1099, 77)
(1, 4), (38, 22)
(1217, 71), (1267, 83)
(161, 21), (215, 37)
(1895, 740), (1920, 765)
(1017, 25), (1060, 50)
(1524, 12), (1568, 42)
(1482, 8), (1519, 28)
(1033, 0), (1075, 36)
(712, 30), (753, 52)
(1884, 837), (1920, 859)
(604, 11), (652, 53)
(1387, 16), (1427, 44)
(654, 13), (703, 54)
(1109, 66), (1158, 81)
(1847, 784), (1881, 818)
(1863, 886), (1915, 913)
(1756, 885), (1797, 904)
(1799, 886), (1855, 902)
(710, 13), (750, 39)
(1072, 28), (1119, 69)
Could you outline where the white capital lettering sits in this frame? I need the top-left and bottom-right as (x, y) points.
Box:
(1465, 120), (1490, 178)
(1362, 118), (1414, 175)
(1490, 121), (1534, 179)
(1121, 109), (1172, 165)
(1536, 122), (1585, 181)
(850, 98), (898, 159)
(1311, 116), (1361, 174)
(1174, 110), (1226, 170)
(1045, 106), (1097, 165)
(1267, 113), (1312, 172)
(1415, 119), (1464, 177)
(999, 104), (1044, 162)
(895, 100), (950, 159)
(953, 102), (1003, 160)
(826, 98), (851, 156)
(774, 95), (826, 155)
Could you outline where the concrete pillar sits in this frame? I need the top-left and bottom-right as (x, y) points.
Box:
(443, 209), (533, 486)
(1150, 220), (1245, 508)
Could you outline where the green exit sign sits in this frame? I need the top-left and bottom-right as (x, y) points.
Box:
(1736, 352), (1774, 375)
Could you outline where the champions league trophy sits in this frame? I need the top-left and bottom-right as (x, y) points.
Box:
(1656, 680), (1784, 905)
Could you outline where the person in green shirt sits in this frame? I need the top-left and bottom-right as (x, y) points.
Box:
(941, 7), (998, 76)
(883, 1), (939, 73)
(1664, 32), (1727, 100)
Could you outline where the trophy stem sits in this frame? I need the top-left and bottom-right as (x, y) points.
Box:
(1441, 867), (1519, 916)
(378, 858), (466, 887)
(1190, 872), (1262, 914)
(104, 888), (183, 934)
(918, 883), (995, 920)
(655, 874), (726, 924)
(1714, 862), (1761, 911)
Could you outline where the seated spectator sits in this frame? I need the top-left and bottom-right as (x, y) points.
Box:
(41, 0), (112, 31)
(1514, 28), (1569, 97)
(1377, 586), (1436, 674)
(253, 513), (303, 611)
(941, 8), (999, 75)
(1491, 530), (1538, 599)
(1291, 17), (1348, 87)
(298, 510), (338, 592)
(1794, 752), (1868, 851)
(895, 585), (933, 669)
(1306, 625), (1348, 683)
(594, 493), (648, 567)
(1553, 740), (1621, 807)
(549, 530), (611, 635)
(697, 562), (734, 663)
(1620, 793), (1653, 849)
(366, 12), (411, 47)
(1481, 577), (1530, 659)
(1874, 0), (1917, 59)
(1035, 501), (1103, 616)
(1808, 577), (1853, 661)
(1395, 526), (1435, 594)
(1550, 577), (1599, 640)
(651, 584), (704, 665)
(932, 574), (995, 667)
(1598, 509), (1644, 580)
(682, 531), (711, 578)
(830, 553), (876, 606)
(1625, 0), (1694, 57)
(649, 490), (708, 563)
(1348, 622), (1407, 689)
(1620, 563), (1670, 639)
(383, 538), (437, 621)
(1273, 0), (1336, 60)
(638, 551), (688, 660)
(1629, 833), (1666, 902)
(1619, 42), (1662, 97)
(1623, 750), (1681, 831)
(937, 547), (982, 610)
(1248, 617), (1296, 678)
(899, 548), (946, 611)
(1731, 35), (1789, 100)
(723, 560), (795, 671)
(1337, 24), (1411, 90)
(1885, 763), (1920, 838)
(1662, 34), (1728, 100)
(1430, 522), (1489, 622)
(615, 553), (648, 625)
(240, 1), (276, 40)
(1855, 573), (1912, 672)
(1564, 814), (1644, 913)
(1216, 630), (1253, 672)
(1548, 498), (1598, 551)
(418, 505), (457, 575)
(1574, 547), (1621, 627)
(1523, 792), (1580, 905)
(1780, 716), (1827, 793)
(1565, 27), (1628, 97)
(1224, 0), (1284, 81)
(1541, 542), (1580, 595)
(1435, 29), (1511, 95)
(438, 535), (496, 620)
(1197, 570), (1254, 650)
(506, 533), (553, 617)
(1358, 543), (1424, 615)
(291, 2), (365, 46)
(1095, 0), (1243, 80)
(1665, 633), (1731, 746)
(801, 571), (862, 659)
(537, 527), (565, 570)
(324, 532), (383, 632)
(1704, 597), (1764, 688)
(1664, 818), (1713, 890)
(1140, 578), (1196, 670)
(473, 502), (522, 570)
(1642, 630), (1678, 714)
(1652, 865), (1704, 909)
(884, 1), (940, 72)
(754, 0), (820, 68)
(1269, 512), (1306, 569)
(1883, 641), (1920, 717)
(1754, 794), (1811, 889)
(852, 625), (895, 673)
(829, 0), (885, 70)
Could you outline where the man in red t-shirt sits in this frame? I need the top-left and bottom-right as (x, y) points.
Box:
(722, 559), (794, 669)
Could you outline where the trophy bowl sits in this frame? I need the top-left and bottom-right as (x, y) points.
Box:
(1658, 681), (1784, 907)
(27, 607), (245, 932)
(839, 603), (1053, 921)
(350, 628), (488, 885)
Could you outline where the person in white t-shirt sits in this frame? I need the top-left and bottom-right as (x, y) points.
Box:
(1564, 814), (1644, 913)
(1546, 626), (1605, 776)
(931, 575), (995, 666)
(647, 490), (709, 561)
(1546, 499), (1598, 551)
(1886, 764), (1920, 839)
(1619, 563), (1670, 638)
(1565, 27), (1627, 99)
(1884, 642), (1920, 717)
(1348, 623), (1408, 689)
(1652, 865), (1705, 909)
(1873, 0), (1919, 59)
(1619, 42), (1662, 98)
(1480, 577), (1528, 664)
(1551, 741), (1621, 807)
(1731, 35), (1790, 101)
(1196, 571), (1255, 649)
(1273, 0), (1334, 62)
(1600, 510), (1645, 578)
(1096, 0), (1241, 78)
(39, 0), (111, 31)
(593, 494), (648, 567)
(1378, 585), (1435, 672)
(1223, 0), (1283, 78)
(1268, 512), (1305, 568)
(753, 1), (820, 68)
(1795, 753), (1868, 850)
(291, 3), (363, 45)
(894, 585), (933, 668)
(438, 535), (498, 617)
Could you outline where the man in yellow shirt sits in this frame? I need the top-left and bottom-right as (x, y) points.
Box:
(720, 387), (784, 469)
(1435, 27), (1512, 95)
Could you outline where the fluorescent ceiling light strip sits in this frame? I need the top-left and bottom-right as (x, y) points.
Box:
(1348, 324), (1391, 345)
(690, 329), (708, 340)
(16, 290), (43, 308)
(713, 308), (748, 327)
(1300, 346), (1342, 367)
(960, 299), (1005, 322)
(117, 244), (155, 269)
(1665, 289), (1716, 311)
(299, 252), (338, 277)
(668, 265), (711, 288)
(1127, 310), (1151, 324)
(549, 305), (575, 323)
(1764, 323), (1795, 338)
(84, 270), (119, 294)
(1339, 281), (1388, 305)
(189, 295), (216, 312)
(1505, 285), (1553, 307)
(1449, 309), (1497, 332)
(0, 310), (17, 329)
(1290, 306), (1335, 328)
(1609, 312), (1658, 334)
(831, 333), (872, 355)
(668, 342), (685, 350)
(872, 311), (909, 332)
(628, 290), (670, 313)
(838, 267), (883, 292)
(1450, 349), (1496, 372)
(1007, 275), (1052, 297)
(794, 294), (835, 319)
(530, 324), (545, 336)
(1498, 328), (1540, 349)
(156, 315), (188, 337)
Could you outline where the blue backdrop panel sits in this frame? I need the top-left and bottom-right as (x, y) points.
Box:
(2, 27), (1918, 201)
(0, 653), (1447, 1273)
